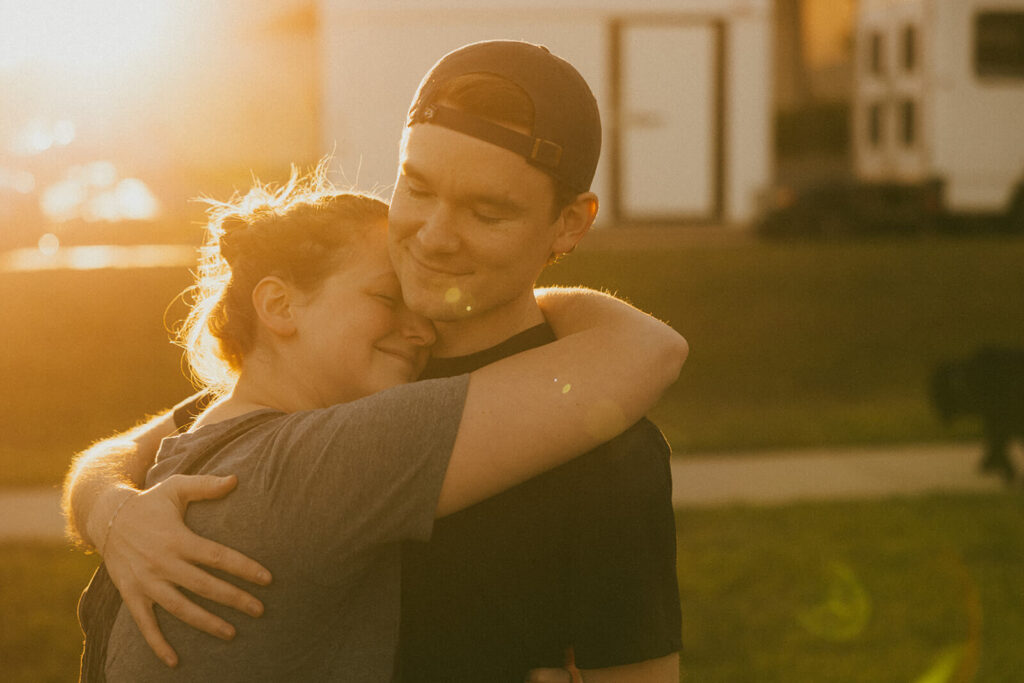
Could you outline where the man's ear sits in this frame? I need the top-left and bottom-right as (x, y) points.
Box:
(551, 192), (598, 256)
(252, 276), (298, 337)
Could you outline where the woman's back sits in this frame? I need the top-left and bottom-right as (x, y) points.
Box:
(104, 376), (468, 682)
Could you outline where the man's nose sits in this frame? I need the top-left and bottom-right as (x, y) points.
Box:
(416, 203), (460, 253)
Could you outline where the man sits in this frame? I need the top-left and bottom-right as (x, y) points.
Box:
(64, 40), (681, 681)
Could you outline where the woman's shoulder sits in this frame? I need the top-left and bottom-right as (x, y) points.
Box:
(147, 376), (470, 484)
(147, 409), (283, 483)
(283, 374), (470, 438)
(346, 375), (470, 412)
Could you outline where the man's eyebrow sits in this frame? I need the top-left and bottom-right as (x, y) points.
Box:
(463, 193), (525, 214)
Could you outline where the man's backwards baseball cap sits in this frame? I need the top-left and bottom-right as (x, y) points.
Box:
(408, 40), (602, 194)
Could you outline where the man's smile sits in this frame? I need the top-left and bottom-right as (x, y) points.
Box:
(406, 248), (472, 278)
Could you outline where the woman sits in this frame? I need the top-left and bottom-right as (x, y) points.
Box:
(96, 169), (687, 681)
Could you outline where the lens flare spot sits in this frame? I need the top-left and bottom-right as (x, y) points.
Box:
(38, 233), (60, 255)
(53, 120), (76, 146)
(797, 560), (872, 642)
(444, 287), (461, 304)
(39, 164), (160, 222)
(0, 167), (35, 193)
(82, 161), (118, 188)
(914, 644), (967, 683)
(41, 179), (87, 222)
(114, 178), (161, 219)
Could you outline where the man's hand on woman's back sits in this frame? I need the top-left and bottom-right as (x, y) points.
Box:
(100, 474), (273, 667)
(62, 406), (272, 668)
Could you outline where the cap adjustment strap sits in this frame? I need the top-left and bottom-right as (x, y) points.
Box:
(418, 104), (563, 172)
(530, 138), (563, 167)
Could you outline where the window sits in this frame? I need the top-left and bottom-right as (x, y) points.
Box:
(868, 102), (884, 147)
(903, 25), (917, 72)
(975, 12), (1024, 78)
(900, 100), (916, 146)
(868, 31), (885, 76)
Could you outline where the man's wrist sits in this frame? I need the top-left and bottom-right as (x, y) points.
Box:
(86, 485), (138, 554)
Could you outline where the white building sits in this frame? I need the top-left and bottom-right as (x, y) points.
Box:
(854, 0), (1024, 214)
(318, 0), (773, 227)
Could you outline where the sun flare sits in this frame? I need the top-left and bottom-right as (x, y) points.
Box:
(0, 1), (176, 72)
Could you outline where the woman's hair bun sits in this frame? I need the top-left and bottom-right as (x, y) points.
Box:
(217, 215), (249, 263)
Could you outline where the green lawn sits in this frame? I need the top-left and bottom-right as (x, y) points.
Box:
(0, 544), (99, 682)
(541, 235), (1024, 454)
(4, 492), (1022, 682)
(676, 493), (1024, 682)
(3, 234), (1024, 486)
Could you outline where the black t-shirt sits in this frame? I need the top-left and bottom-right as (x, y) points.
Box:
(396, 323), (682, 682)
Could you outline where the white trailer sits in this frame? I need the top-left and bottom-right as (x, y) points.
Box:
(317, 0), (773, 227)
(854, 0), (1024, 218)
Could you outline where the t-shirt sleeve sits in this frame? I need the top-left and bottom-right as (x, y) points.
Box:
(250, 375), (469, 560)
(569, 419), (683, 668)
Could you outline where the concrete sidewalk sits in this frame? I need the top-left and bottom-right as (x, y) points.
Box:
(0, 441), (1011, 542)
(670, 441), (1006, 507)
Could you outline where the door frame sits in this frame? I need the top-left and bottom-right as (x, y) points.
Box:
(608, 15), (728, 225)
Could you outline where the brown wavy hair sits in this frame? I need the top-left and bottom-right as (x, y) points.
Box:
(177, 162), (388, 394)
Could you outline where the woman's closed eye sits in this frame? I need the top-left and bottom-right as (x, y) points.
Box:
(373, 292), (399, 307)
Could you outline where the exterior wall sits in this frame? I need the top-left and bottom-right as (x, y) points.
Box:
(318, 0), (772, 226)
(324, 0), (763, 12)
(318, 7), (609, 202)
(930, 0), (1024, 210)
(726, 9), (774, 224)
(127, 0), (320, 177)
(854, 0), (928, 183)
(855, 0), (1024, 212)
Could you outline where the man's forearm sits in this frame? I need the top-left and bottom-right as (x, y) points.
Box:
(62, 410), (177, 550)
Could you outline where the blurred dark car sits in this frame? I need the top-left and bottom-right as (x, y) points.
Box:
(754, 179), (950, 240)
(756, 176), (1024, 240)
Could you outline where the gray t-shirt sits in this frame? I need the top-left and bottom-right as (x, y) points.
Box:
(104, 375), (469, 682)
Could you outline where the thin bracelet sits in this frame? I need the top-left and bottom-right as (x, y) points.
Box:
(99, 493), (133, 556)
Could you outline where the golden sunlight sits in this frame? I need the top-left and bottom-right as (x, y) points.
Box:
(39, 162), (161, 223)
(0, 1), (175, 72)
(0, 243), (195, 273)
(2, 0), (320, 205)
(37, 232), (59, 255)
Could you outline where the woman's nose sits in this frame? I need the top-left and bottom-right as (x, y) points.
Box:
(399, 307), (436, 348)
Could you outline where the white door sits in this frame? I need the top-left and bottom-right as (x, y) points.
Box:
(619, 22), (720, 221)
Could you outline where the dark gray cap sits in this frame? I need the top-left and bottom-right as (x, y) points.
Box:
(408, 40), (602, 193)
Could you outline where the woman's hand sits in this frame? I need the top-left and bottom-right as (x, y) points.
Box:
(100, 474), (272, 667)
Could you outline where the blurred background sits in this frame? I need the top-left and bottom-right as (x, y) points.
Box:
(2, 0), (1023, 680)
